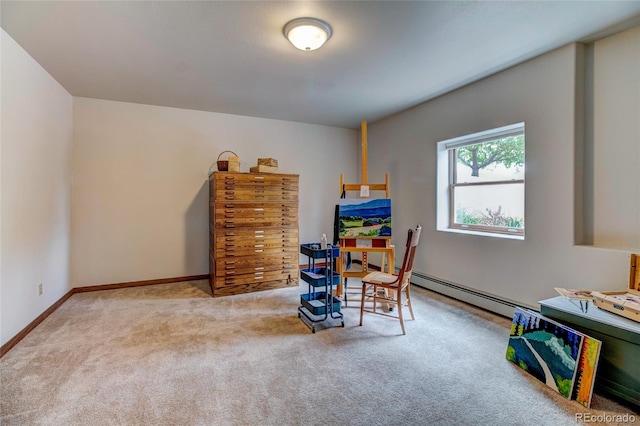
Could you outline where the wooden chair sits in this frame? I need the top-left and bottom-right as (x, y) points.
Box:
(359, 225), (422, 335)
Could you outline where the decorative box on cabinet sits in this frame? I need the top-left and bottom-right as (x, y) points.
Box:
(209, 172), (299, 297)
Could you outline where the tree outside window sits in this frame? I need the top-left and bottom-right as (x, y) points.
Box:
(438, 122), (525, 238)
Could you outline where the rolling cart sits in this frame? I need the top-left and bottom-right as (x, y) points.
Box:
(298, 243), (344, 333)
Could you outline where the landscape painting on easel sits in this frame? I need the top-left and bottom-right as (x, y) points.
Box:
(339, 198), (391, 237)
(506, 308), (582, 399)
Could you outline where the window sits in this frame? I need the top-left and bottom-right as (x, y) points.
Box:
(437, 122), (525, 238)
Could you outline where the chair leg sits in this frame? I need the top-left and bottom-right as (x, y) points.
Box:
(397, 290), (406, 335)
(406, 285), (415, 320)
(343, 277), (348, 307)
(372, 284), (378, 313)
(359, 283), (366, 326)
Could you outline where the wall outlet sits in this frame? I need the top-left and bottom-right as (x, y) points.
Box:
(38, 283), (43, 296)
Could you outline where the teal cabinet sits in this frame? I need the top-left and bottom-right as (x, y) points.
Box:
(540, 296), (640, 409)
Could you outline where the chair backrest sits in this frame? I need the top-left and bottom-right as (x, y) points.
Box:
(397, 225), (422, 287)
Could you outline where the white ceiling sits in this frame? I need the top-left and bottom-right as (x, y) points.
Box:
(2, 1), (640, 129)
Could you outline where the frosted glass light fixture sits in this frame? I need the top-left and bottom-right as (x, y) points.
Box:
(283, 17), (332, 51)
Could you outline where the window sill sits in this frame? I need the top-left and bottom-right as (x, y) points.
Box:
(438, 227), (525, 241)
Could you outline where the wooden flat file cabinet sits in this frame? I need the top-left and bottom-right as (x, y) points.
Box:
(209, 172), (299, 297)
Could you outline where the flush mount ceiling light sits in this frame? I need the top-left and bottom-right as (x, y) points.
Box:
(283, 17), (332, 51)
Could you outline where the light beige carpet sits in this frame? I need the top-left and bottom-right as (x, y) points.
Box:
(1, 280), (638, 425)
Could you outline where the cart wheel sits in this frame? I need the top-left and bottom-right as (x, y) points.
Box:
(312, 327), (316, 334)
(341, 321), (345, 327)
(297, 312), (301, 318)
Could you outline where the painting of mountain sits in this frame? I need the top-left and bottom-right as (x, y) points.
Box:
(339, 198), (391, 237)
(506, 308), (582, 399)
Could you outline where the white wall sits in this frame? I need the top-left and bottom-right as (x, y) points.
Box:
(592, 26), (640, 250)
(368, 33), (638, 312)
(71, 98), (357, 287)
(1, 30), (73, 345)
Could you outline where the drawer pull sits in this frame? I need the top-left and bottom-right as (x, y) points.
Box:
(225, 214), (234, 218)
(255, 267), (264, 270)
(254, 208), (264, 211)
(225, 261), (235, 265)
(255, 244), (264, 248)
(255, 230), (264, 234)
(255, 249), (263, 253)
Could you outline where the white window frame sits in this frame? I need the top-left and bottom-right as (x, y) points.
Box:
(436, 122), (525, 240)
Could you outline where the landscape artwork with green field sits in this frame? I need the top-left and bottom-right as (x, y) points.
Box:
(338, 198), (391, 238)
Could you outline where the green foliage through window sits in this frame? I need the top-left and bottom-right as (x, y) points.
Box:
(457, 135), (524, 178)
(455, 206), (524, 229)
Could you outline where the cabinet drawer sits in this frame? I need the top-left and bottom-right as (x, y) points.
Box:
(213, 202), (298, 228)
(213, 202), (298, 217)
(214, 216), (298, 229)
(214, 188), (298, 201)
(214, 269), (296, 287)
(214, 253), (298, 276)
(214, 228), (298, 247)
(215, 245), (298, 258)
(213, 172), (298, 187)
(212, 227), (298, 257)
(212, 277), (298, 297)
(213, 173), (298, 202)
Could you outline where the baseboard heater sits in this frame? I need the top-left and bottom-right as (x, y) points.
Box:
(349, 259), (527, 318)
(410, 271), (528, 318)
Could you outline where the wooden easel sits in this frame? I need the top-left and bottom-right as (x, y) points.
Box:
(338, 120), (394, 297)
(339, 120), (390, 199)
